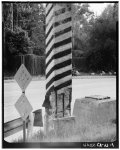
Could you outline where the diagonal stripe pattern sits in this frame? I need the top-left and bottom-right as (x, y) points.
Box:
(43, 3), (72, 108)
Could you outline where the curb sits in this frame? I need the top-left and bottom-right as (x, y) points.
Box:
(73, 75), (116, 79)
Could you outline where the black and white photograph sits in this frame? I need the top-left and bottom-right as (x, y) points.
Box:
(2, 1), (118, 148)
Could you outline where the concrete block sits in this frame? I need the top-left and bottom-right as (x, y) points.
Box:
(50, 116), (75, 137)
(72, 97), (116, 128)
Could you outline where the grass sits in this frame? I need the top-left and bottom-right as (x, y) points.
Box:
(13, 120), (116, 143)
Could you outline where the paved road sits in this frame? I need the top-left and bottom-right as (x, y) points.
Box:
(4, 77), (116, 123)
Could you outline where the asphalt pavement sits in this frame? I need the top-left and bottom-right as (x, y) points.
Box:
(4, 76), (116, 122)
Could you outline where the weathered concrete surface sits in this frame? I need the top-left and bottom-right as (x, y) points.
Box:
(49, 116), (75, 138)
(73, 97), (116, 127)
(44, 88), (72, 136)
(49, 89), (71, 118)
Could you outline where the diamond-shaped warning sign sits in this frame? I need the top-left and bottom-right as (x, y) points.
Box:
(14, 64), (32, 91)
(15, 94), (33, 121)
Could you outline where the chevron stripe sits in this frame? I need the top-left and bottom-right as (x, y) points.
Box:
(46, 70), (71, 89)
(46, 79), (72, 95)
(46, 26), (71, 47)
(46, 11), (71, 28)
(55, 17), (71, 27)
(54, 21), (71, 33)
(46, 59), (71, 83)
(46, 37), (54, 54)
(46, 16), (54, 34)
(46, 64), (72, 89)
(46, 47), (71, 68)
(55, 79), (72, 93)
(46, 26), (71, 46)
(55, 11), (71, 23)
(55, 33), (72, 47)
(46, 28), (54, 44)
(46, 4), (53, 17)
(55, 74), (72, 87)
(46, 53), (71, 74)
(46, 37), (71, 59)
(46, 6), (54, 24)
(46, 43), (72, 64)
(46, 31), (71, 55)
(54, 37), (71, 49)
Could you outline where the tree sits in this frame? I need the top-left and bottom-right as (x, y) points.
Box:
(85, 3), (117, 72)
(2, 3), (33, 70)
(3, 3), (13, 68)
(17, 3), (45, 55)
(3, 2), (46, 71)
(30, 4), (45, 55)
(72, 3), (94, 51)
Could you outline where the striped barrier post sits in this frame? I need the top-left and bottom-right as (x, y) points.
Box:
(42, 3), (72, 134)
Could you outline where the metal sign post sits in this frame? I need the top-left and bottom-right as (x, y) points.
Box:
(23, 90), (26, 142)
(14, 64), (33, 142)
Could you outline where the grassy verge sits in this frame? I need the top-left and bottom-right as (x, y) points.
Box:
(13, 121), (116, 143)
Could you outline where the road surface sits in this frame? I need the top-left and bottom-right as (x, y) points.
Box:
(4, 76), (116, 123)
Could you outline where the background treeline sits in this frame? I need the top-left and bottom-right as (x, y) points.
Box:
(2, 3), (118, 77)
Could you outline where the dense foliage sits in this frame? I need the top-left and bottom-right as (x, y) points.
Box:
(3, 3), (45, 70)
(85, 4), (117, 72)
(72, 3), (117, 72)
(3, 3), (118, 75)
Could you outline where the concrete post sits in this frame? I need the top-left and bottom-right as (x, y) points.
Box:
(42, 4), (75, 138)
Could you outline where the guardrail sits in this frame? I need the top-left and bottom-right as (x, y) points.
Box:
(4, 109), (43, 138)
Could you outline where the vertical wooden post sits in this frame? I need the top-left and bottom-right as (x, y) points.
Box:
(22, 90), (26, 142)
(23, 120), (26, 142)
(27, 113), (34, 140)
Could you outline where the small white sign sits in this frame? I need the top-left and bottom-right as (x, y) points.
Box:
(15, 94), (33, 121)
(14, 64), (32, 91)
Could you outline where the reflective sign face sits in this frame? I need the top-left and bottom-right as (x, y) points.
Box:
(14, 64), (32, 91)
(15, 94), (33, 121)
